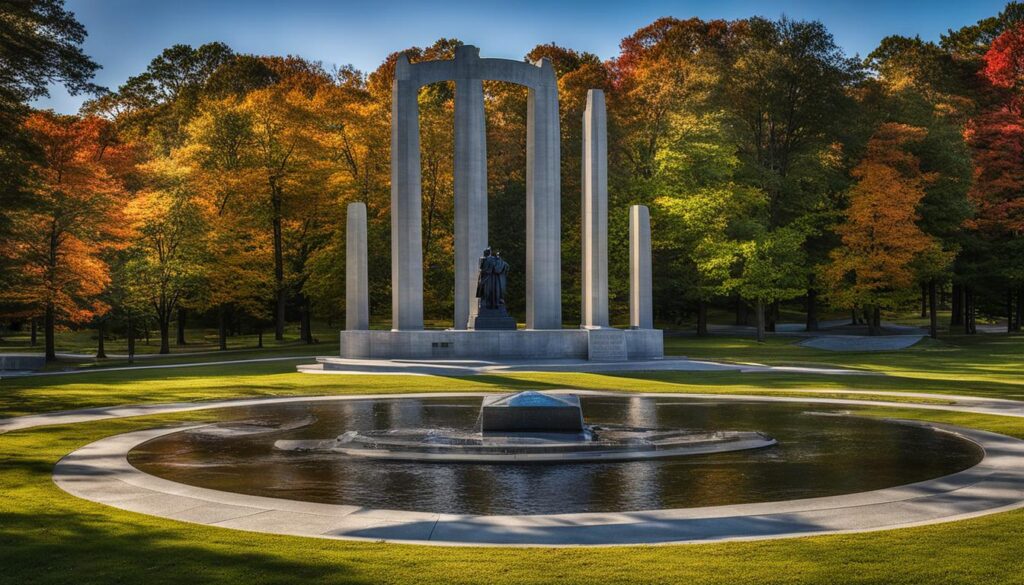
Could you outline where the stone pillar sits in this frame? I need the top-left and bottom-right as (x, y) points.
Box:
(454, 46), (488, 330)
(346, 202), (369, 331)
(581, 89), (609, 329)
(525, 58), (561, 330)
(630, 205), (653, 329)
(390, 54), (423, 330)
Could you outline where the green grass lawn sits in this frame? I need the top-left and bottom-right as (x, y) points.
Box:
(2, 405), (1024, 585)
(2, 333), (1024, 583)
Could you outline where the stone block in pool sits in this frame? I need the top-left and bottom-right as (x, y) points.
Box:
(480, 391), (584, 433)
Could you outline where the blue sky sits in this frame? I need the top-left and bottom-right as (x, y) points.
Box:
(38, 0), (1007, 113)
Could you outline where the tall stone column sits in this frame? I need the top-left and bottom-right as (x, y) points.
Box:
(525, 59), (561, 330)
(454, 47), (488, 329)
(346, 202), (369, 331)
(630, 205), (653, 329)
(390, 55), (423, 330)
(581, 89), (609, 329)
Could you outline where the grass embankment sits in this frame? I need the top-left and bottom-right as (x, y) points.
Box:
(1, 332), (1023, 583)
(1, 393), (1024, 583)
(666, 333), (1024, 399)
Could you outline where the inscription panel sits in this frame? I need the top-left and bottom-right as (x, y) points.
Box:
(587, 329), (628, 361)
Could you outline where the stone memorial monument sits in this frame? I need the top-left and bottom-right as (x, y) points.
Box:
(336, 46), (662, 362)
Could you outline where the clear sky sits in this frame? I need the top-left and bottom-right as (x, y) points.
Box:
(37, 0), (1007, 114)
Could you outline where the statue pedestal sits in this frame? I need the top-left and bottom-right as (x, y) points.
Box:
(337, 329), (663, 361)
(472, 305), (517, 330)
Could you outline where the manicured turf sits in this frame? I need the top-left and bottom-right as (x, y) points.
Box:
(1, 333), (1023, 583)
(3, 333), (1022, 418)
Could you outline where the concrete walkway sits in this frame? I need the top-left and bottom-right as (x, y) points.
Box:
(704, 319), (927, 336)
(44, 391), (1024, 546)
(798, 335), (924, 352)
(0, 355), (317, 379)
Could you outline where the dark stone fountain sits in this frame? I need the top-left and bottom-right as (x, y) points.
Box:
(275, 391), (775, 463)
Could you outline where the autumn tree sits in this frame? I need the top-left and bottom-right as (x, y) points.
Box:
(240, 68), (332, 340)
(2, 113), (127, 360)
(866, 35), (975, 337)
(121, 158), (207, 353)
(727, 17), (861, 331)
(182, 57), (336, 343)
(303, 67), (389, 324)
(0, 0), (99, 287)
(104, 42), (236, 154)
(963, 22), (1024, 331)
(608, 18), (740, 330)
(825, 123), (945, 335)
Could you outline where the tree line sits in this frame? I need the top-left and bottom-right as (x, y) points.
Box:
(2, 1), (1023, 359)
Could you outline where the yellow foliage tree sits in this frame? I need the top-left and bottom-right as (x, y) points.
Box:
(824, 123), (948, 334)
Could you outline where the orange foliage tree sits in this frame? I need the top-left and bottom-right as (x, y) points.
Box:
(965, 22), (1024, 330)
(2, 112), (128, 360)
(824, 123), (946, 334)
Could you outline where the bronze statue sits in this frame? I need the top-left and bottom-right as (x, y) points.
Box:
(473, 247), (516, 329)
(475, 247), (504, 309)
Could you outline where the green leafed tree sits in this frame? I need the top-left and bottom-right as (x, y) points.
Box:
(728, 226), (807, 342)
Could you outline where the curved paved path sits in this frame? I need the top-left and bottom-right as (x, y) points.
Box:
(303, 356), (879, 376)
(798, 335), (924, 352)
(2, 355), (317, 378)
(38, 392), (1024, 546)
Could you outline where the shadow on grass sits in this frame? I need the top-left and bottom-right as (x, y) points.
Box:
(0, 508), (377, 585)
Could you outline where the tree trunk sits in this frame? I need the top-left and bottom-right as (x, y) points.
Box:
(867, 306), (880, 336)
(218, 305), (228, 351)
(805, 288), (819, 332)
(158, 314), (170, 355)
(127, 314), (135, 364)
(176, 307), (187, 346)
(1011, 286), (1019, 331)
(766, 300), (778, 333)
(44, 302), (56, 362)
(755, 299), (766, 343)
(272, 187), (286, 341)
(96, 319), (106, 359)
(1009, 290), (1015, 334)
(920, 284), (928, 318)
(301, 296), (313, 344)
(735, 298), (748, 326)
(257, 328), (263, 349)
(964, 287), (976, 334)
(850, 308), (858, 326)
(928, 279), (938, 339)
(30, 317), (37, 347)
(696, 299), (708, 336)
(951, 284), (963, 326)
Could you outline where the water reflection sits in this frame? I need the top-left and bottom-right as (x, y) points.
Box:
(129, 396), (982, 515)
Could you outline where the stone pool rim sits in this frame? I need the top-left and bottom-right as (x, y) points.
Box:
(50, 391), (1024, 547)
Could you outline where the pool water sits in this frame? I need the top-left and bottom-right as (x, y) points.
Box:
(129, 396), (982, 515)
